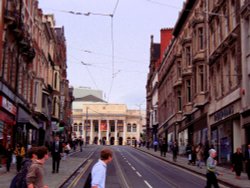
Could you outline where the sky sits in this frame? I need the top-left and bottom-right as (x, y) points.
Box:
(39, 0), (185, 110)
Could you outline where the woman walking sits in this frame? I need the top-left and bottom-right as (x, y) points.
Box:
(232, 147), (244, 179)
(14, 143), (25, 172)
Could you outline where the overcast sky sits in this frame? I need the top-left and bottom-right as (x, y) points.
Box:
(39, 0), (185, 109)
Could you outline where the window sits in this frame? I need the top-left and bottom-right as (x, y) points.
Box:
(53, 97), (57, 115)
(74, 125), (78, 132)
(186, 79), (192, 103)
(198, 65), (204, 92)
(198, 27), (204, 50)
(127, 124), (131, 132)
(230, 47), (237, 88)
(109, 120), (115, 132)
(177, 61), (182, 78)
(223, 54), (229, 94)
(231, 0), (236, 28)
(54, 72), (58, 89)
(186, 46), (191, 66)
(177, 86), (182, 111)
(93, 120), (99, 132)
(216, 62), (222, 97)
(132, 124), (137, 132)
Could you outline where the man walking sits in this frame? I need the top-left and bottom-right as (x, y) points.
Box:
(51, 135), (63, 173)
(91, 148), (113, 188)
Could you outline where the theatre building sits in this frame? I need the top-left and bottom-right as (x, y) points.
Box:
(72, 95), (145, 145)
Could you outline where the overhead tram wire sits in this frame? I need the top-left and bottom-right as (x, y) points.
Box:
(107, 0), (120, 102)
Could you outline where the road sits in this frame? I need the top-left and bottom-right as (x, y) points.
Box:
(68, 145), (228, 188)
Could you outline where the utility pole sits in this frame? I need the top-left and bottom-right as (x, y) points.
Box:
(86, 107), (88, 144)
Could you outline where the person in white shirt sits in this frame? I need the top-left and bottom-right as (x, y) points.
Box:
(91, 148), (113, 188)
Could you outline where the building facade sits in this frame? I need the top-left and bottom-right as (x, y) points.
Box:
(148, 0), (249, 166)
(72, 94), (145, 146)
(146, 29), (173, 144)
(0, 0), (72, 150)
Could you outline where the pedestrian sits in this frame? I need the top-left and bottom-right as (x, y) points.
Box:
(205, 149), (220, 188)
(245, 144), (250, 180)
(91, 148), (113, 188)
(6, 144), (13, 172)
(186, 143), (192, 164)
(64, 142), (71, 159)
(51, 135), (63, 173)
(14, 143), (25, 172)
(26, 146), (49, 188)
(196, 143), (204, 168)
(232, 147), (244, 179)
(10, 146), (38, 188)
(191, 145), (197, 165)
(79, 138), (83, 152)
(153, 140), (158, 152)
(172, 141), (178, 162)
(161, 139), (167, 157)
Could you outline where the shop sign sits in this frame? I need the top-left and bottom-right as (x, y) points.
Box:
(0, 96), (17, 115)
(214, 105), (234, 122)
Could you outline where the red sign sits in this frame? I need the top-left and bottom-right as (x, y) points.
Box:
(100, 120), (107, 131)
(0, 96), (17, 115)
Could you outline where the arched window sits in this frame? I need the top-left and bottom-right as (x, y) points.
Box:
(127, 123), (131, 132)
(132, 124), (137, 132)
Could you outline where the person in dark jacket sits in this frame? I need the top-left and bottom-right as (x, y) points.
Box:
(232, 147), (244, 179)
(245, 144), (250, 180)
(186, 143), (192, 164)
(51, 135), (63, 173)
(172, 141), (178, 162)
(6, 144), (13, 172)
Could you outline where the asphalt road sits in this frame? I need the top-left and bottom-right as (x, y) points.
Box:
(70, 145), (227, 188)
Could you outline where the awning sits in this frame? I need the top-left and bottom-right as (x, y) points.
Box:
(17, 107), (39, 129)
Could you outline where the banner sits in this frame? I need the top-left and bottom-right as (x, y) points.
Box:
(100, 120), (107, 131)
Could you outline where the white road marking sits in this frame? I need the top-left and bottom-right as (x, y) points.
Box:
(131, 166), (136, 170)
(136, 171), (142, 177)
(144, 180), (153, 188)
(128, 163), (131, 166)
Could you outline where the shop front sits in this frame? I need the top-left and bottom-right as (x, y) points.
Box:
(16, 107), (39, 148)
(0, 95), (17, 147)
(209, 104), (241, 166)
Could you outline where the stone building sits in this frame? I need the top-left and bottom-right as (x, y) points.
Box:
(156, 0), (209, 154)
(149, 0), (249, 166)
(240, 0), (250, 149)
(72, 93), (145, 146)
(146, 29), (173, 143)
(0, 0), (72, 149)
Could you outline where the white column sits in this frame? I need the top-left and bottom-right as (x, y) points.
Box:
(115, 120), (118, 145)
(82, 120), (86, 142)
(98, 120), (101, 145)
(90, 120), (93, 144)
(106, 120), (110, 145)
(123, 121), (126, 145)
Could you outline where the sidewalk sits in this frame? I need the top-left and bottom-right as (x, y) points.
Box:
(135, 146), (250, 188)
(0, 152), (84, 188)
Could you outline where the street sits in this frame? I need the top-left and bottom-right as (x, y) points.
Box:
(69, 145), (227, 188)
